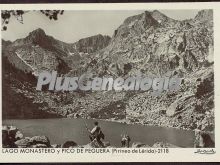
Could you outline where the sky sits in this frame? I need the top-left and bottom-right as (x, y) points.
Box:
(2, 10), (199, 43)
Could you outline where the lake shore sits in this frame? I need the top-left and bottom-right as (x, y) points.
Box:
(2, 118), (196, 148)
(2, 122), (215, 148)
(2, 125), (181, 148)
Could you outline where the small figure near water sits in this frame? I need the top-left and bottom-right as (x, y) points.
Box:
(85, 121), (105, 147)
(121, 134), (131, 148)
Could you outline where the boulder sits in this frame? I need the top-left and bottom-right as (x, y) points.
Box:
(166, 101), (178, 117)
(8, 126), (18, 142)
(132, 142), (151, 148)
(30, 144), (48, 148)
(51, 144), (61, 148)
(15, 137), (31, 148)
(30, 135), (50, 147)
(152, 142), (179, 148)
(62, 141), (78, 148)
(103, 141), (111, 147)
(15, 130), (23, 140)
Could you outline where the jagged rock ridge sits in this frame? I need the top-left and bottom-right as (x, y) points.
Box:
(3, 28), (111, 75)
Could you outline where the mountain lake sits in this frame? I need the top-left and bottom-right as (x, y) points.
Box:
(3, 118), (197, 147)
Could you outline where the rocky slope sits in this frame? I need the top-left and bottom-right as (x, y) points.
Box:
(79, 10), (214, 132)
(2, 10), (214, 133)
(2, 30), (112, 119)
(87, 10), (213, 77)
(2, 55), (62, 119)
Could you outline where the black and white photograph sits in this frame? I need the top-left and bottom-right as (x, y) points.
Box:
(1, 9), (215, 149)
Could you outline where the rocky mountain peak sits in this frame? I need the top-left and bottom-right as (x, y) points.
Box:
(29, 28), (46, 37)
(123, 13), (143, 25)
(123, 11), (158, 27)
(150, 10), (168, 22)
(26, 28), (48, 45)
(143, 11), (159, 27)
(151, 10), (161, 14)
(112, 11), (159, 40)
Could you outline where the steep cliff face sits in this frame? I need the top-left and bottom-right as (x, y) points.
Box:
(74, 34), (111, 53)
(2, 55), (61, 119)
(150, 10), (178, 26)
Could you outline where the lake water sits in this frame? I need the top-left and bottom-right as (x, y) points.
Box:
(3, 118), (196, 147)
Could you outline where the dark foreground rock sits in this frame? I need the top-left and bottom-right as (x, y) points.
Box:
(14, 136), (51, 148)
(2, 125), (23, 148)
(194, 131), (215, 148)
(2, 126), (51, 148)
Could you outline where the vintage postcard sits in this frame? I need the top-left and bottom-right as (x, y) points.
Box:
(0, 2), (220, 162)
